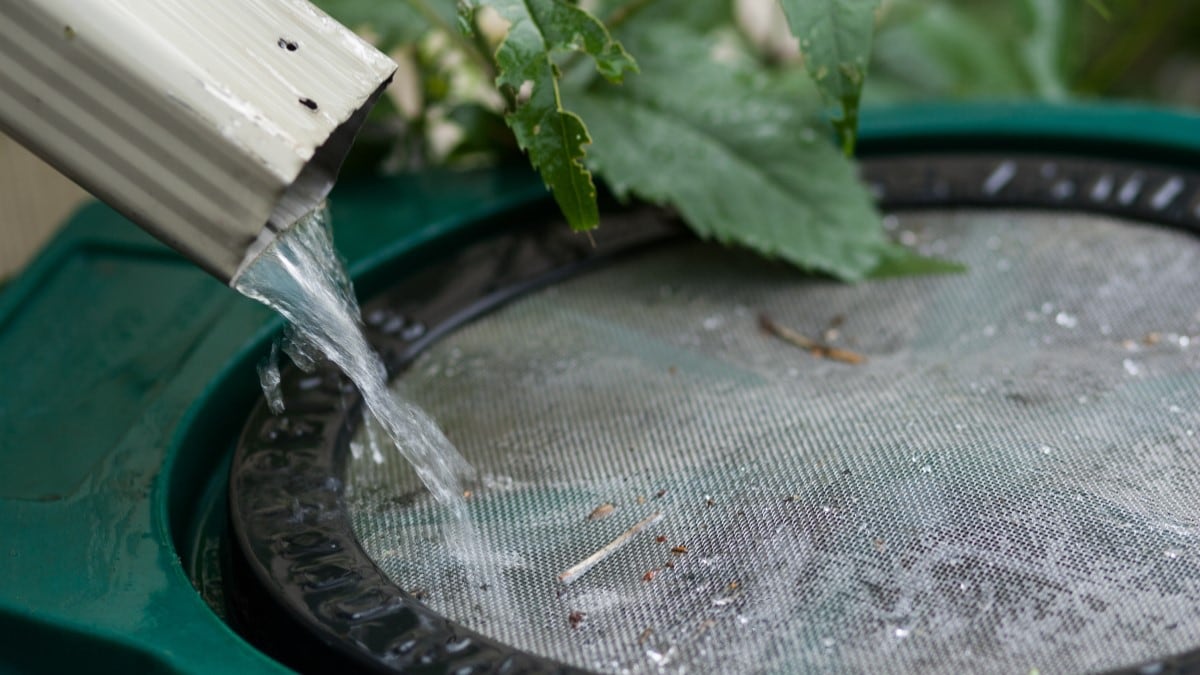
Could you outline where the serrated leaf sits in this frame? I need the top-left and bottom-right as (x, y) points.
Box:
(462, 0), (637, 231)
(569, 24), (909, 281)
(778, 0), (880, 154)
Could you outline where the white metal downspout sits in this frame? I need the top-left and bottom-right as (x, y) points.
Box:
(0, 0), (396, 283)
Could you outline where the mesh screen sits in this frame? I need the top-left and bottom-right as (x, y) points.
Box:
(346, 210), (1200, 674)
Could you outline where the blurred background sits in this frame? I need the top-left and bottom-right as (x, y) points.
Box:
(3, 0), (1199, 282)
(0, 135), (87, 280)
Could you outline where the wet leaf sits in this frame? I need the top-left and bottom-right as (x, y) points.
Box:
(778, 0), (880, 154)
(461, 0), (638, 231)
(571, 24), (936, 280)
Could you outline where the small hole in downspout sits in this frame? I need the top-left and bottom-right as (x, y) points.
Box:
(277, 38), (299, 51)
(299, 98), (319, 111)
(63, 25), (76, 40)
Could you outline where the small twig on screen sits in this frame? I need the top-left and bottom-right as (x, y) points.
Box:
(558, 512), (663, 585)
(758, 313), (867, 365)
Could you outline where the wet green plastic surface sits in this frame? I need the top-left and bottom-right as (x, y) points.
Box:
(0, 166), (546, 674)
(1, 103), (1200, 673)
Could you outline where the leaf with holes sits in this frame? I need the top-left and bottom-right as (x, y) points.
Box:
(461, 0), (637, 231)
(779, 0), (880, 154)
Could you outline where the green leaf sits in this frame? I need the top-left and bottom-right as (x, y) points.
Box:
(869, 247), (966, 279)
(866, 2), (1031, 102)
(1020, 0), (1070, 100)
(592, 0), (733, 32)
(312, 0), (458, 48)
(1086, 0), (1112, 20)
(461, 0), (637, 231)
(570, 23), (922, 281)
(778, 0), (880, 154)
(864, 0), (1073, 103)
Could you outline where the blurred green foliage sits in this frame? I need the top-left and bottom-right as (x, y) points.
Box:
(318, 0), (1199, 278)
(867, 0), (1200, 106)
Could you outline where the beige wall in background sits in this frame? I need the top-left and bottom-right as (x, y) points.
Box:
(0, 133), (90, 281)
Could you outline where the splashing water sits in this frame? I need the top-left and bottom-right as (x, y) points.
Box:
(234, 206), (473, 521)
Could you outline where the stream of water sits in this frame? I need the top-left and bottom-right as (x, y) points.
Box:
(233, 206), (472, 523)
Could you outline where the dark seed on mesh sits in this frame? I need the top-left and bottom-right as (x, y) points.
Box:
(569, 610), (586, 628)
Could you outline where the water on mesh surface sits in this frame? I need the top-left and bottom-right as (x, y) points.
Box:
(347, 210), (1200, 674)
(234, 208), (472, 522)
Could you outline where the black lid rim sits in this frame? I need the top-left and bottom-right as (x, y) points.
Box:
(228, 151), (1200, 675)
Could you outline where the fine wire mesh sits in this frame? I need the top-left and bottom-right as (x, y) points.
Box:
(345, 210), (1200, 674)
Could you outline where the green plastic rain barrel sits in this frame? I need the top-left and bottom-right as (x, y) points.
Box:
(5, 103), (1200, 674)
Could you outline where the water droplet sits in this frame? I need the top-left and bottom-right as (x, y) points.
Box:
(1040, 445), (1053, 455)
(1051, 180), (1075, 200)
(702, 315), (724, 331)
(401, 321), (426, 341)
(365, 308), (388, 326)
(1091, 174), (1114, 201)
(920, 465), (932, 474)
(821, 636), (836, 648)
(1119, 172), (1145, 205)
(1151, 177), (1184, 210)
(1164, 549), (1181, 559)
(1055, 312), (1077, 328)
(894, 627), (911, 639)
(1123, 359), (1143, 376)
(257, 343), (285, 414)
(982, 161), (1016, 195)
